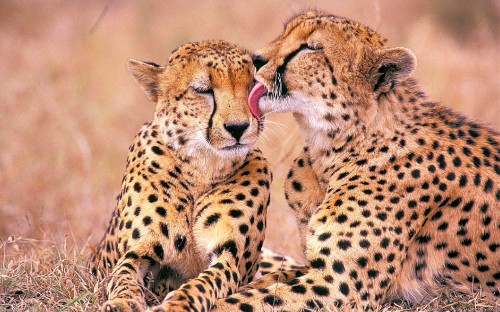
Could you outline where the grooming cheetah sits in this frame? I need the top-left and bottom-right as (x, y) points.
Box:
(215, 11), (500, 311)
(89, 40), (273, 312)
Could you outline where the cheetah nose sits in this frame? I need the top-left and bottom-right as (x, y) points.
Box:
(252, 54), (268, 71)
(224, 122), (249, 141)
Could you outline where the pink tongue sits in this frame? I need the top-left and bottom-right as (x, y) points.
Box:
(248, 82), (266, 118)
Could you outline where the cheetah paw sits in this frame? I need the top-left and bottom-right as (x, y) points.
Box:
(102, 298), (146, 312)
(147, 302), (189, 312)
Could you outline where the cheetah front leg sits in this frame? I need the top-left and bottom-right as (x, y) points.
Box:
(214, 183), (420, 311)
(149, 152), (272, 312)
(223, 148), (323, 294)
(102, 242), (156, 312)
(284, 148), (325, 252)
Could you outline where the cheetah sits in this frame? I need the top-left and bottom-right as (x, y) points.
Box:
(214, 11), (500, 311)
(89, 40), (273, 312)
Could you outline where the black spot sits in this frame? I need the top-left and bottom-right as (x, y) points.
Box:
(318, 232), (332, 241)
(195, 284), (206, 294)
(229, 209), (243, 218)
(459, 175), (467, 187)
(160, 222), (169, 237)
(205, 213), (221, 227)
(250, 188), (259, 197)
(311, 285), (330, 296)
(472, 157), (481, 167)
(474, 173), (481, 186)
(359, 240), (371, 249)
(239, 224), (249, 234)
(132, 228), (140, 239)
(338, 240), (351, 250)
(376, 213), (387, 221)
(380, 237), (390, 249)
(449, 198), (462, 207)
(357, 257), (368, 268)
(339, 283), (349, 296)
(225, 297), (239, 304)
(462, 200), (474, 212)
(263, 295), (283, 306)
(493, 272), (500, 280)
(142, 216), (152, 226)
(148, 194), (158, 203)
(390, 197), (400, 204)
(367, 269), (379, 278)
(291, 285), (307, 294)
(336, 214), (348, 223)
(257, 220), (264, 231)
(151, 146), (164, 155)
(125, 251), (138, 259)
(438, 222), (448, 231)
(310, 258), (326, 269)
(156, 207), (166, 217)
(437, 154), (446, 169)
(175, 235), (186, 252)
(125, 220), (132, 229)
(320, 247), (331, 256)
(445, 262), (459, 271)
(416, 235), (431, 244)
(154, 243), (164, 260)
(239, 303), (253, 312)
(447, 250), (459, 258)
(411, 169), (421, 178)
(292, 181), (302, 192)
(213, 240), (238, 258)
(332, 260), (345, 274)
(478, 265), (490, 272)
(484, 179), (493, 193)
(461, 238), (472, 246)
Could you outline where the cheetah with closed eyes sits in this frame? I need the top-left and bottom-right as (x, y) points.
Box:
(214, 11), (500, 311)
(88, 40), (274, 312)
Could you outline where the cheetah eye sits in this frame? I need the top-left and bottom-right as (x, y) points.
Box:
(191, 86), (214, 95)
(306, 42), (323, 51)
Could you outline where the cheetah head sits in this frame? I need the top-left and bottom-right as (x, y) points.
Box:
(129, 40), (259, 159)
(248, 11), (416, 133)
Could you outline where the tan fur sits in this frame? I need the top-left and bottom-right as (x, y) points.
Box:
(214, 11), (500, 311)
(89, 40), (273, 312)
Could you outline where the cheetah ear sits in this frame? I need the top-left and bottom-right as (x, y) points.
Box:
(128, 59), (164, 103)
(372, 47), (416, 94)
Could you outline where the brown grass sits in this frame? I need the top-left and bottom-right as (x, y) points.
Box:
(0, 1), (499, 311)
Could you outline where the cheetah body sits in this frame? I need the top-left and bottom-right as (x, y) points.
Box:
(89, 41), (273, 312)
(215, 11), (500, 311)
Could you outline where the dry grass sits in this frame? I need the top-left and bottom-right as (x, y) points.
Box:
(1, 236), (105, 311)
(2, 238), (498, 312)
(0, 1), (499, 311)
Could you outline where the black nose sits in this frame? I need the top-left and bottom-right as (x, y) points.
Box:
(224, 122), (249, 141)
(252, 54), (268, 71)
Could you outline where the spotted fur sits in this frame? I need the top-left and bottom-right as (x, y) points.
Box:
(214, 11), (500, 311)
(88, 40), (273, 312)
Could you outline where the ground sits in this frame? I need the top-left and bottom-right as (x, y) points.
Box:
(1, 237), (498, 311)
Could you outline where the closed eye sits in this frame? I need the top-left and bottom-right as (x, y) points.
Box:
(306, 43), (323, 51)
(191, 86), (214, 96)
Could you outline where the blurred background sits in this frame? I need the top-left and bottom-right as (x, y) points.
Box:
(0, 0), (499, 262)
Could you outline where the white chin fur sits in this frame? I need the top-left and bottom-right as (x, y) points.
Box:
(183, 137), (249, 160)
(260, 94), (328, 122)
